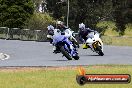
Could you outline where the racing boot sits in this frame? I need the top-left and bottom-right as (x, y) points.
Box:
(53, 46), (60, 54)
(82, 43), (89, 49)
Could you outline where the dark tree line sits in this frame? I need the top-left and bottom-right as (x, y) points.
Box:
(0, 0), (131, 35)
(0, 0), (34, 28)
(46, 0), (132, 35)
(112, 0), (132, 35)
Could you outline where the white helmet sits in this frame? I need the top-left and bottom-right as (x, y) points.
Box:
(47, 25), (54, 30)
(56, 21), (63, 25)
(79, 23), (85, 29)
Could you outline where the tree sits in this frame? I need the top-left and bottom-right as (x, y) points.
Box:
(112, 0), (132, 36)
(74, 0), (113, 31)
(24, 12), (55, 30)
(47, 0), (67, 20)
(0, 0), (34, 28)
(46, 0), (131, 34)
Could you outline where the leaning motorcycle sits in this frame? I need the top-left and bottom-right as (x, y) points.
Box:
(85, 32), (104, 56)
(53, 29), (79, 60)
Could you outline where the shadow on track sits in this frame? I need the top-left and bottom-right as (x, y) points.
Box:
(79, 54), (100, 56)
(49, 59), (68, 62)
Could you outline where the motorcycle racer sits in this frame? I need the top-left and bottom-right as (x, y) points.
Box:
(78, 23), (98, 49)
(56, 21), (79, 48)
(52, 29), (75, 56)
(47, 25), (54, 44)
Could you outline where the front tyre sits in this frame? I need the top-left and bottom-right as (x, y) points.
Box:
(60, 46), (72, 60)
(73, 56), (79, 60)
(96, 46), (104, 56)
(98, 51), (104, 56)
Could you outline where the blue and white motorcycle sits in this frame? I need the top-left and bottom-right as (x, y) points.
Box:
(52, 29), (79, 60)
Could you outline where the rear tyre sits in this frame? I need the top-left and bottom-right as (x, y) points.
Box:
(60, 46), (72, 60)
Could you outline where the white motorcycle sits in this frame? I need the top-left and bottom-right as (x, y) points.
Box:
(85, 32), (104, 56)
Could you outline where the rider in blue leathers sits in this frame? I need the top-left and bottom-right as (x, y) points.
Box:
(53, 21), (79, 53)
(52, 29), (74, 55)
(57, 21), (79, 46)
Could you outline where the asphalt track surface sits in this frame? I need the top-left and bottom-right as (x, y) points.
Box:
(0, 39), (132, 66)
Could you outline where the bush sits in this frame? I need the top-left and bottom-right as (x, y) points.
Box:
(124, 23), (132, 37)
(24, 13), (56, 30)
(96, 21), (118, 36)
(21, 13), (56, 41)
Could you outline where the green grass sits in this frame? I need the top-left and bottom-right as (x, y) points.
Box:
(101, 36), (132, 46)
(124, 23), (132, 37)
(97, 21), (132, 37)
(97, 21), (132, 46)
(0, 65), (132, 88)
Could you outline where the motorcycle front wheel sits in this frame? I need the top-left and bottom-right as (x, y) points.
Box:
(96, 46), (104, 56)
(60, 46), (73, 60)
(73, 56), (79, 60)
